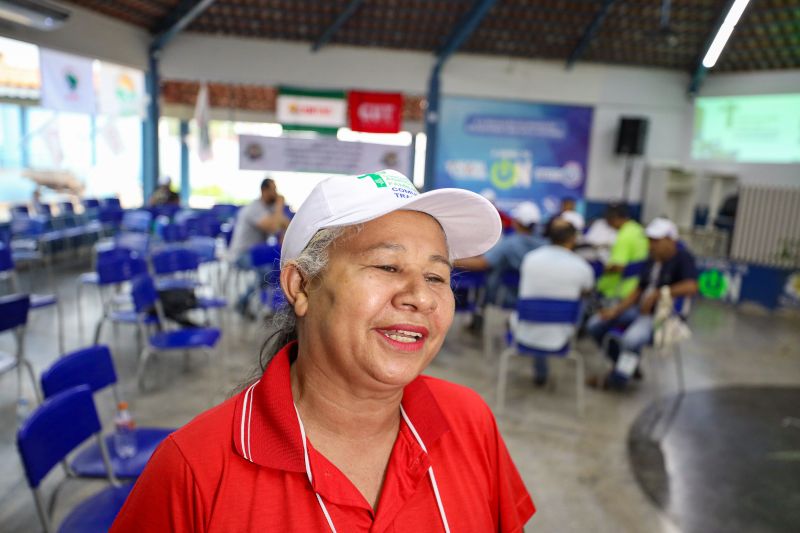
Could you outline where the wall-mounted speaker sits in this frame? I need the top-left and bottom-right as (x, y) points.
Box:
(615, 117), (649, 156)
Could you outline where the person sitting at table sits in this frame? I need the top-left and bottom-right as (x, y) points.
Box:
(111, 169), (536, 532)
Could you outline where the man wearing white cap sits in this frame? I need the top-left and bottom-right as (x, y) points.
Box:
(456, 201), (547, 329)
(513, 215), (595, 385)
(586, 217), (698, 389)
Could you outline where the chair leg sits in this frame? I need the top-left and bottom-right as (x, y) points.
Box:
(575, 354), (585, 417)
(56, 298), (65, 354)
(76, 283), (84, 345)
(495, 347), (514, 414)
(93, 316), (106, 345)
(21, 358), (42, 403)
(137, 348), (152, 390)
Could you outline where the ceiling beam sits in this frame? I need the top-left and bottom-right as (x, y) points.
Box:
(150, 0), (217, 53)
(688, 0), (739, 95)
(424, 0), (497, 191)
(312, 0), (365, 52)
(566, 0), (617, 70)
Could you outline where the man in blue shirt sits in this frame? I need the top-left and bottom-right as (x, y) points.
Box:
(587, 218), (698, 389)
(456, 201), (547, 331)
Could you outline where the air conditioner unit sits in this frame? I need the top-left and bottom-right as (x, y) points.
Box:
(0, 0), (70, 31)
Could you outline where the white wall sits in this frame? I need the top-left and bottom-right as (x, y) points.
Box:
(4, 5), (796, 200)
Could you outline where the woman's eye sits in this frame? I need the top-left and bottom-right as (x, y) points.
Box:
(376, 265), (398, 273)
(426, 275), (447, 284)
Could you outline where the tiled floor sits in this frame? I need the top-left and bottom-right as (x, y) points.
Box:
(1, 263), (798, 532)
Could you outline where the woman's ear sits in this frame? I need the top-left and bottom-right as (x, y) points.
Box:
(280, 263), (309, 317)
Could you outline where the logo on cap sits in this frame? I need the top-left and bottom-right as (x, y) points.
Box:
(357, 171), (418, 200)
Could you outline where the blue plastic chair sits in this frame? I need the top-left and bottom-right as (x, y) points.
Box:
(249, 243), (282, 316)
(0, 293), (39, 403)
(17, 385), (133, 532)
(91, 255), (155, 347)
(40, 345), (174, 479)
(151, 246), (203, 291)
(131, 274), (222, 390)
(451, 269), (487, 312)
(113, 231), (150, 257)
(496, 298), (584, 415)
(120, 210), (152, 233)
(0, 243), (64, 353)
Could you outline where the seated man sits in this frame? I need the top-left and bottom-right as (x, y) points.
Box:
(513, 216), (595, 386)
(455, 201), (547, 330)
(595, 203), (649, 301)
(228, 177), (290, 316)
(586, 218), (698, 389)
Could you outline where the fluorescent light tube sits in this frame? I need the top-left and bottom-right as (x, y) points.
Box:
(702, 0), (752, 68)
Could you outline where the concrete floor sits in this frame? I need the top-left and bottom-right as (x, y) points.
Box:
(1, 262), (799, 532)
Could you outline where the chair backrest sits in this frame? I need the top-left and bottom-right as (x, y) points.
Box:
(35, 204), (52, 217)
(131, 274), (158, 313)
(11, 204), (30, 218)
(516, 298), (582, 325)
(211, 204), (239, 222)
(121, 210), (153, 233)
(451, 269), (486, 291)
(0, 293), (30, 332)
(622, 260), (647, 279)
(58, 201), (75, 215)
(82, 198), (101, 210)
(249, 243), (281, 269)
(185, 236), (217, 262)
(0, 242), (14, 273)
(96, 255), (148, 286)
(161, 223), (188, 243)
(99, 207), (124, 226)
(17, 385), (102, 489)
(102, 198), (121, 210)
(41, 345), (117, 399)
(151, 246), (199, 275)
(114, 231), (150, 256)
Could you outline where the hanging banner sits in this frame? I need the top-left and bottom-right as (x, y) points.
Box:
(194, 83), (212, 161)
(239, 134), (410, 176)
(696, 257), (800, 311)
(98, 62), (145, 118)
(39, 48), (96, 114)
(434, 96), (593, 216)
(277, 87), (346, 132)
(348, 91), (403, 133)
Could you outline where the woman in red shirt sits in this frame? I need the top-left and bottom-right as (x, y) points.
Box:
(112, 169), (535, 532)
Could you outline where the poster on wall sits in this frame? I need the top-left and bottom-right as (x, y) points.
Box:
(239, 134), (411, 176)
(97, 62), (145, 118)
(434, 96), (593, 215)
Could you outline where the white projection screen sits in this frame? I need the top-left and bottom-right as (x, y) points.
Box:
(692, 93), (800, 164)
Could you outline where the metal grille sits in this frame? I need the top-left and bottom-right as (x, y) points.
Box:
(731, 186), (800, 268)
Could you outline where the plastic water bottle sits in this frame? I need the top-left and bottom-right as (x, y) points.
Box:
(16, 398), (30, 426)
(113, 401), (137, 459)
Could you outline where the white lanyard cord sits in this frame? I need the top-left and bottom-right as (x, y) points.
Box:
(292, 403), (451, 533)
(294, 404), (338, 533)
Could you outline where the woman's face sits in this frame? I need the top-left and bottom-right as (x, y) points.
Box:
(300, 210), (455, 392)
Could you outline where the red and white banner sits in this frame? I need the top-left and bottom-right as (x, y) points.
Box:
(348, 91), (403, 134)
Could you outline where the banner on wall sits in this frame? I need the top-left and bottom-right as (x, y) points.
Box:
(434, 96), (593, 216)
(97, 62), (145, 117)
(348, 91), (403, 133)
(277, 87), (346, 132)
(697, 257), (800, 311)
(239, 134), (410, 176)
(39, 48), (96, 114)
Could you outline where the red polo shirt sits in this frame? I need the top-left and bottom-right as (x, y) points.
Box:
(111, 343), (535, 532)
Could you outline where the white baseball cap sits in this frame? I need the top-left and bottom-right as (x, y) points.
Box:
(559, 210), (585, 231)
(280, 170), (502, 266)
(645, 217), (679, 239)
(510, 201), (541, 226)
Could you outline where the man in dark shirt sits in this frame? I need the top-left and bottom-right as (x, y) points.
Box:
(586, 217), (698, 388)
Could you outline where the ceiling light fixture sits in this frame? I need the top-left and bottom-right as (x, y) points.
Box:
(702, 0), (751, 68)
(0, 0), (70, 31)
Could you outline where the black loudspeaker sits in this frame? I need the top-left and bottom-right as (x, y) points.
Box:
(615, 117), (649, 156)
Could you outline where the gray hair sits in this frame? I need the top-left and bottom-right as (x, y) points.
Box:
(257, 226), (349, 371)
